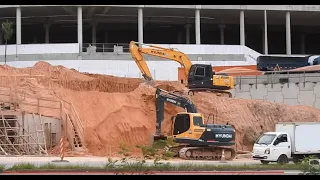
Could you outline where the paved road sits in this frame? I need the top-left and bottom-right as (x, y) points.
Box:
(0, 156), (303, 175)
(0, 156), (262, 168)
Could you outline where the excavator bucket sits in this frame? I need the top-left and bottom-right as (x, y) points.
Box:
(153, 134), (167, 141)
(147, 134), (167, 145)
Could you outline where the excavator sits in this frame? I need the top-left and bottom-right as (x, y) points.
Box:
(155, 88), (236, 160)
(129, 41), (234, 97)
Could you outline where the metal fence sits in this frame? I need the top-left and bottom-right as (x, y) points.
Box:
(234, 71), (320, 89)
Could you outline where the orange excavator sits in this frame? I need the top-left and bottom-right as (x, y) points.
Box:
(129, 41), (234, 97)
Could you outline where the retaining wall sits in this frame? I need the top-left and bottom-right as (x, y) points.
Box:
(231, 73), (320, 108)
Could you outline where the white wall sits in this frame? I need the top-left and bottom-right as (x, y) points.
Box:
(0, 43), (261, 81)
(143, 44), (261, 63)
(1, 60), (258, 81)
(0, 43), (79, 55)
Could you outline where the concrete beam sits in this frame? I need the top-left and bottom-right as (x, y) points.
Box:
(62, 7), (75, 15)
(3, 5), (320, 12)
(86, 7), (96, 18)
(101, 7), (110, 14)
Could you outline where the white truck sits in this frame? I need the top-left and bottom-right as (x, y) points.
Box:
(252, 122), (320, 164)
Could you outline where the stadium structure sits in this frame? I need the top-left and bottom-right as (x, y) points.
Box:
(0, 5), (319, 80)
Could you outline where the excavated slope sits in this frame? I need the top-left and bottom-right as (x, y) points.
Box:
(2, 61), (320, 156)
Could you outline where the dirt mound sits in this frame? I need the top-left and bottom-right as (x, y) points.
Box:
(218, 67), (263, 76)
(289, 65), (320, 72)
(61, 80), (320, 155)
(54, 76), (143, 93)
(2, 61), (320, 156)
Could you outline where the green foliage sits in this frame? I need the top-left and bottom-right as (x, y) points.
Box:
(7, 163), (36, 170)
(299, 156), (320, 175)
(0, 164), (5, 172)
(1, 20), (13, 42)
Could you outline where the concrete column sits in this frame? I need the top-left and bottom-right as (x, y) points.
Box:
(177, 32), (183, 44)
(300, 34), (305, 54)
(77, 6), (83, 52)
(240, 10), (245, 45)
(138, 7), (143, 44)
(195, 8), (201, 44)
(286, 11), (291, 55)
(263, 10), (268, 55)
(44, 24), (50, 43)
(104, 32), (108, 43)
(185, 24), (191, 44)
(219, 24), (225, 45)
(0, 31), (3, 44)
(261, 26), (265, 53)
(91, 22), (97, 44)
(16, 7), (21, 44)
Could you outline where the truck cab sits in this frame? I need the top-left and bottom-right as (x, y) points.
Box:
(252, 132), (292, 164)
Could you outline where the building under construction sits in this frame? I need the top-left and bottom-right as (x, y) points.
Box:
(0, 102), (48, 155)
(0, 84), (80, 156)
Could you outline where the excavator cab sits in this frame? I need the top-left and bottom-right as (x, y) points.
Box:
(188, 64), (234, 91)
(188, 64), (214, 89)
(170, 113), (235, 144)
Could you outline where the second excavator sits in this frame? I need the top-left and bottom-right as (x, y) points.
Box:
(155, 88), (236, 160)
(129, 41), (234, 97)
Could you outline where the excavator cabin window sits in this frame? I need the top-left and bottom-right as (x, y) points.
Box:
(192, 65), (212, 78)
(195, 67), (205, 77)
(193, 116), (204, 126)
(173, 114), (191, 135)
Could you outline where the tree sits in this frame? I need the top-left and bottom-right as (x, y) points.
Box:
(1, 20), (13, 64)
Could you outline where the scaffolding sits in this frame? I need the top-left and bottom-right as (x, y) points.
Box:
(0, 102), (47, 155)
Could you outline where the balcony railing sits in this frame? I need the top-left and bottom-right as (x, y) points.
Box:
(82, 43), (130, 53)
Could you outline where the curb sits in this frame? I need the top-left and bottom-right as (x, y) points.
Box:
(0, 170), (286, 175)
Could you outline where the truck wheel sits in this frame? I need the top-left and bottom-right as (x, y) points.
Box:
(277, 155), (289, 165)
(260, 160), (270, 164)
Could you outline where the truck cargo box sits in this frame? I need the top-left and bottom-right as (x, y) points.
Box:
(276, 122), (320, 154)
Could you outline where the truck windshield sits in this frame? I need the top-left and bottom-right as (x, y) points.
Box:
(256, 134), (276, 145)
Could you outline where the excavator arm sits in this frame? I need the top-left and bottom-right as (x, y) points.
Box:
(129, 41), (193, 81)
(154, 88), (197, 139)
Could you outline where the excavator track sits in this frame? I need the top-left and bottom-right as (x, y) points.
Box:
(166, 145), (236, 161)
(187, 88), (233, 98)
(179, 147), (236, 161)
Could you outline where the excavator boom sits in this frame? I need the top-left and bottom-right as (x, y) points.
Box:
(130, 40), (234, 98)
(154, 88), (197, 140)
(129, 41), (193, 81)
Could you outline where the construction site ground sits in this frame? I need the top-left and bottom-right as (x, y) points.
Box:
(1, 61), (320, 160)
